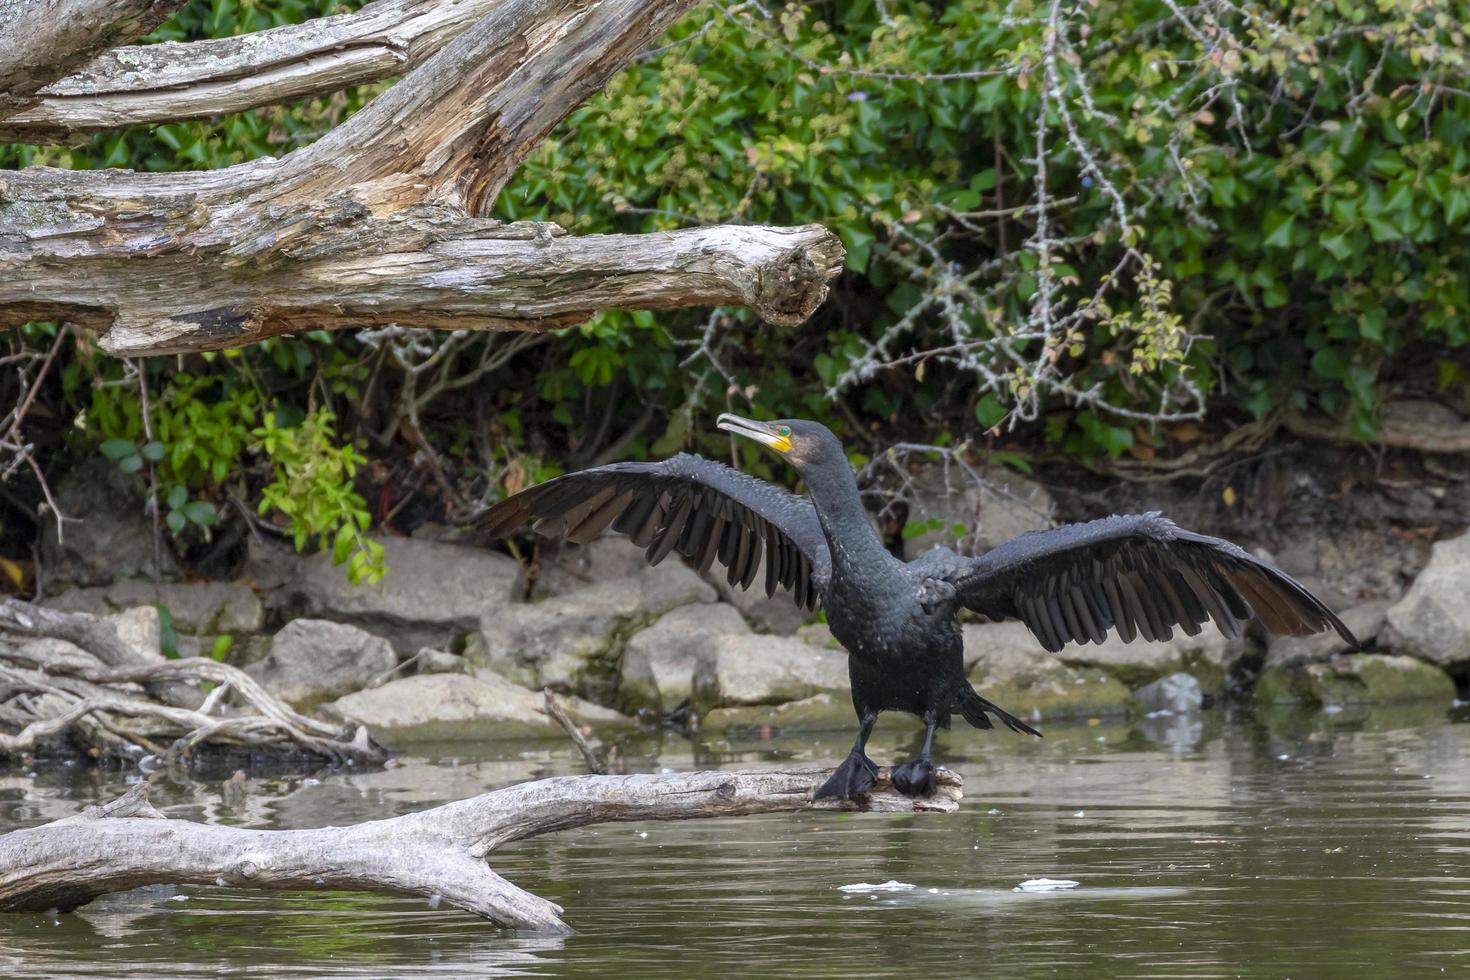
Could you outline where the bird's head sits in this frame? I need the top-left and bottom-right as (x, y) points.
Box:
(716, 414), (843, 472)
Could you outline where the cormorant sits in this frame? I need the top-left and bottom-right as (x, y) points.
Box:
(482, 415), (1357, 800)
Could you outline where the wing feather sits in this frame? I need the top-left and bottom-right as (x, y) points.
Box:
(946, 512), (1355, 653)
(481, 453), (829, 607)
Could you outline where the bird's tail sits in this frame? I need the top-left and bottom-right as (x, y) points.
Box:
(959, 685), (1042, 738)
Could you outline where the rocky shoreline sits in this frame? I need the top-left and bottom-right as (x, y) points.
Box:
(34, 476), (1469, 750)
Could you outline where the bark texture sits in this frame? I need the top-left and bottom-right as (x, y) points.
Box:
(0, 0), (185, 121)
(0, 0), (502, 143)
(0, 768), (963, 931)
(0, 0), (843, 354)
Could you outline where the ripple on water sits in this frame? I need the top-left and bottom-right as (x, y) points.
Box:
(1, 712), (1468, 977)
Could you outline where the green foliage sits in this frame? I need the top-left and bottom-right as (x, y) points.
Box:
(4, 0), (1469, 567)
(254, 410), (385, 585)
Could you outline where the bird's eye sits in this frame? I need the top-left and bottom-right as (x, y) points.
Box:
(778, 425), (791, 437)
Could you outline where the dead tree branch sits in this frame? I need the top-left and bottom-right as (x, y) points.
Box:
(0, 768), (962, 931)
(0, 0), (503, 143)
(0, 0), (185, 122)
(0, 599), (383, 764)
(0, 0), (842, 354)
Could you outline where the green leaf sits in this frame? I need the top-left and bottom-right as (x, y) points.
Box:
(182, 500), (217, 526)
(974, 394), (1007, 429)
(209, 635), (234, 662)
(118, 454), (144, 474)
(1262, 211), (1295, 249)
(332, 523), (356, 565)
(1311, 346), (1350, 380)
(140, 441), (165, 462)
(166, 485), (187, 510)
(100, 439), (136, 460)
(165, 509), (187, 533)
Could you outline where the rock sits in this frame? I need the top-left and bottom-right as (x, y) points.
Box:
(1132, 672), (1203, 714)
(1381, 533), (1470, 669)
(691, 634), (849, 714)
(109, 605), (162, 662)
(323, 672), (629, 745)
(416, 649), (466, 674)
(1255, 653), (1456, 708)
(246, 619), (396, 710)
(1053, 625), (1242, 695)
(534, 536), (649, 598)
(796, 622), (838, 649)
(903, 466), (1053, 561)
(618, 603), (750, 714)
(965, 622), (1133, 720)
(475, 560), (716, 697)
(704, 692), (855, 734)
(243, 536), (300, 593)
(1265, 600), (1390, 668)
(38, 458), (176, 588)
(44, 579), (262, 635)
(704, 574), (810, 635)
(285, 536), (524, 653)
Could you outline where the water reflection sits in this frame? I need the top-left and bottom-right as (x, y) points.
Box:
(1, 704), (1467, 977)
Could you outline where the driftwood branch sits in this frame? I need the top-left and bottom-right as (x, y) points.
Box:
(0, 0), (842, 354)
(0, 0), (185, 122)
(0, 0), (501, 143)
(0, 768), (962, 931)
(0, 599), (383, 764)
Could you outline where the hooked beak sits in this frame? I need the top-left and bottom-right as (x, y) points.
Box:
(716, 413), (792, 454)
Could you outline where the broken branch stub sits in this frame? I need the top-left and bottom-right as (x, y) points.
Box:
(0, 768), (962, 931)
(0, 0), (843, 355)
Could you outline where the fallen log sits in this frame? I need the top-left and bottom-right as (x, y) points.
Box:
(0, 768), (962, 932)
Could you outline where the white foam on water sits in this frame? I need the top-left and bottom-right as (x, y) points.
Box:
(1014, 878), (1081, 893)
(838, 880), (916, 893)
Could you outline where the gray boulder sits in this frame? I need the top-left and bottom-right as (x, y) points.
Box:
(323, 672), (629, 746)
(44, 579), (262, 635)
(283, 536), (524, 653)
(965, 622), (1133, 720)
(475, 560), (715, 694)
(1381, 533), (1470, 668)
(691, 634), (848, 715)
(704, 692), (855, 734)
(39, 458), (177, 588)
(1133, 672), (1204, 714)
(246, 619), (396, 709)
(534, 535), (650, 597)
(618, 603), (750, 714)
(1052, 623), (1243, 694)
(1255, 653), (1455, 708)
(704, 573), (809, 635)
(1265, 599), (1390, 668)
(903, 466), (1053, 561)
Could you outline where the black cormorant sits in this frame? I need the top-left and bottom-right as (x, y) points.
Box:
(482, 415), (1357, 800)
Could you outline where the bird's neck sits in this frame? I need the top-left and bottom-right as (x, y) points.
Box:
(802, 457), (890, 574)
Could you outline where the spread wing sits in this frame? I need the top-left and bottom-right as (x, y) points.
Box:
(943, 512), (1356, 653)
(481, 453), (829, 610)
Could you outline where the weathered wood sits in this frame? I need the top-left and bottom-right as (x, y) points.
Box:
(0, 768), (963, 931)
(0, 0), (503, 143)
(0, 0), (843, 353)
(0, 0), (185, 123)
(0, 598), (385, 763)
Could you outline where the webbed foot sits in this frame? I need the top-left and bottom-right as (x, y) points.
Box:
(889, 759), (936, 797)
(814, 751), (879, 800)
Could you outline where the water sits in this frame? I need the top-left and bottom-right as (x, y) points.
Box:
(3, 703), (1469, 977)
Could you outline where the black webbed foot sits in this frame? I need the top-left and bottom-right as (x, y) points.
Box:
(889, 759), (936, 797)
(814, 751), (879, 800)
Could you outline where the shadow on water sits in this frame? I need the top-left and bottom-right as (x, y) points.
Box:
(2, 703), (1469, 977)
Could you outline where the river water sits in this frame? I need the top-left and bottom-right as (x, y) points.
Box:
(2, 703), (1468, 977)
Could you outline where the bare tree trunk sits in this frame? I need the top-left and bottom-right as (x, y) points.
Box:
(0, 768), (962, 931)
(0, 0), (842, 355)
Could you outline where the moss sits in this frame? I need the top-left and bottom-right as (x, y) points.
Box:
(704, 693), (855, 734)
(1255, 654), (1455, 709)
(974, 663), (1133, 721)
